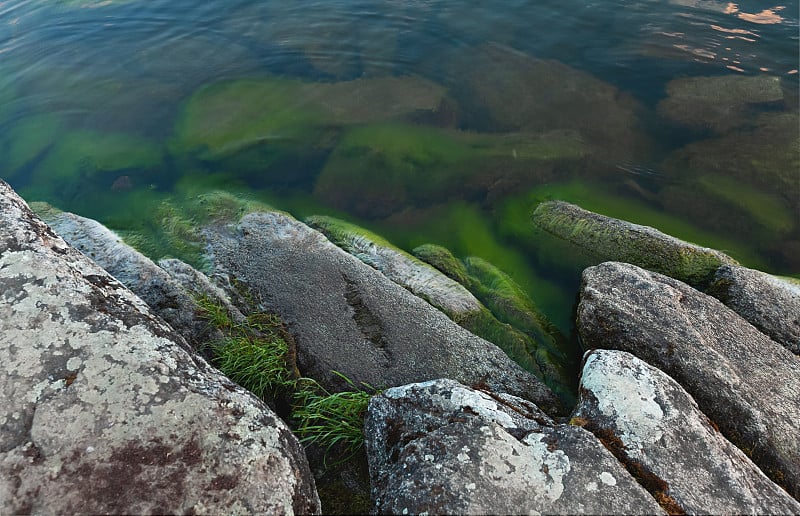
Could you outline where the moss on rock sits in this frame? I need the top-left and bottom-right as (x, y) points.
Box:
(532, 200), (738, 286)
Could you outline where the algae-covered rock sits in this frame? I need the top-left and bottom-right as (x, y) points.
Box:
(313, 123), (586, 217)
(532, 200), (738, 285)
(666, 112), (800, 202)
(172, 76), (446, 161)
(441, 43), (649, 160)
(412, 243), (471, 286)
(657, 74), (784, 132)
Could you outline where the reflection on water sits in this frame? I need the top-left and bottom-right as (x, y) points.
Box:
(0, 0), (798, 340)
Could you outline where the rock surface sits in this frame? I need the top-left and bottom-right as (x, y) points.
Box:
(364, 378), (665, 515)
(205, 210), (562, 415)
(532, 200), (738, 285)
(577, 261), (800, 498)
(0, 182), (320, 514)
(37, 208), (220, 350)
(707, 264), (800, 354)
(574, 349), (800, 514)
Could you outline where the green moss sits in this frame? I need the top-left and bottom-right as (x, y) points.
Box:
(412, 243), (471, 285)
(532, 200), (738, 286)
(305, 215), (397, 251)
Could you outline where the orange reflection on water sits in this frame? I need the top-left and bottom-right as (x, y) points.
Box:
(737, 7), (785, 25)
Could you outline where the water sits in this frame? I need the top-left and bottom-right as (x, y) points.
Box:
(1, 0), (798, 338)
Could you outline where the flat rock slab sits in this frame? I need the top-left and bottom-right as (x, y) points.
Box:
(574, 349), (800, 514)
(0, 182), (320, 514)
(364, 378), (664, 515)
(707, 264), (800, 354)
(577, 261), (800, 498)
(205, 211), (561, 415)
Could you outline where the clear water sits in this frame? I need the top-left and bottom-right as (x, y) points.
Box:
(1, 0), (798, 337)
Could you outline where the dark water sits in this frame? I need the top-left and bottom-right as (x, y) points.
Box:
(1, 0), (798, 335)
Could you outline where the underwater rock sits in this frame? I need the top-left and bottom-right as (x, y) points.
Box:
(577, 261), (800, 498)
(412, 243), (472, 285)
(440, 43), (649, 161)
(574, 349), (800, 514)
(665, 112), (800, 203)
(707, 265), (800, 354)
(531, 200), (738, 286)
(313, 123), (586, 218)
(657, 74), (784, 132)
(0, 181), (320, 514)
(364, 378), (664, 515)
(204, 209), (563, 415)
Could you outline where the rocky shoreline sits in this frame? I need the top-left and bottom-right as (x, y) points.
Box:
(2, 179), (798, 514)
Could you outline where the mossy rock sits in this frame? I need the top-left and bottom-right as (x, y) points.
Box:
(0, 114), (63, 180)
(657, 74), (784, 133)
(532, 200), (739, 286)
(412, 243), (471, 285)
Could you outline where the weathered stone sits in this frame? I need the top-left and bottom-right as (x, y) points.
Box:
(657, 74), (784, 132)
(532, 200), (738, 285)
(707, 265), (800, 354)
(577, 261), (800, 498)
(574, 349), (800, 514)
(364, 378), (665, 515)
(0, 181), (320, 514)
(205, 210), (562, 415)
(37, 209), (219, 350)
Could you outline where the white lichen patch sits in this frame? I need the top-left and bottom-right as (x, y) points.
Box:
(449, 386), (516, 428)
(580, 350), (664, 453)
(599, 471), (616, 486)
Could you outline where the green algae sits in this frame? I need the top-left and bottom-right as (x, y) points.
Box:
(412, 244), (471, 286)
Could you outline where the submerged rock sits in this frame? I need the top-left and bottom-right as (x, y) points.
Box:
(657, 74), (784, 132)
(574, 349), (800, 514)
(0, 181), (320, 514)
(364, 378), (664, 515)
(707, 265), (800, 354)
(532, 200), (738, 286)
(205, 210), (562, 415)
(577, 261), (800, 497)
(0, 114), (63, 181)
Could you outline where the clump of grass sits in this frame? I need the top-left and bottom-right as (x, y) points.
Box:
(194, 294), (377, 453)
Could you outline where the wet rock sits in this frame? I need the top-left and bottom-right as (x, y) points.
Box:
(577, 261), (800, 497)
(574, 349), (800, 514)
(532, 200), (738, 286)
(205, 210), (562, 415)
(657, 74), (784, 132)
(0, 181), (320, 514)
(364, 378), (665, 515)
(707, 265), (800, 354)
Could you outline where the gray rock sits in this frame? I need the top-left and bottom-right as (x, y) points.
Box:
(574, 349), (800, 514)
(577, 261), (800, 498)
(205, 211), (562, 415)
(707, 264), (800, 354)
(39, 209), (215, 349)
(532, 200), (738, 285)
(364, 378), (665, 515)
(0, 181), (320, 514)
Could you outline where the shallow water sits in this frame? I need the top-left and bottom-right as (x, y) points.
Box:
(1, 0), (798, 339)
